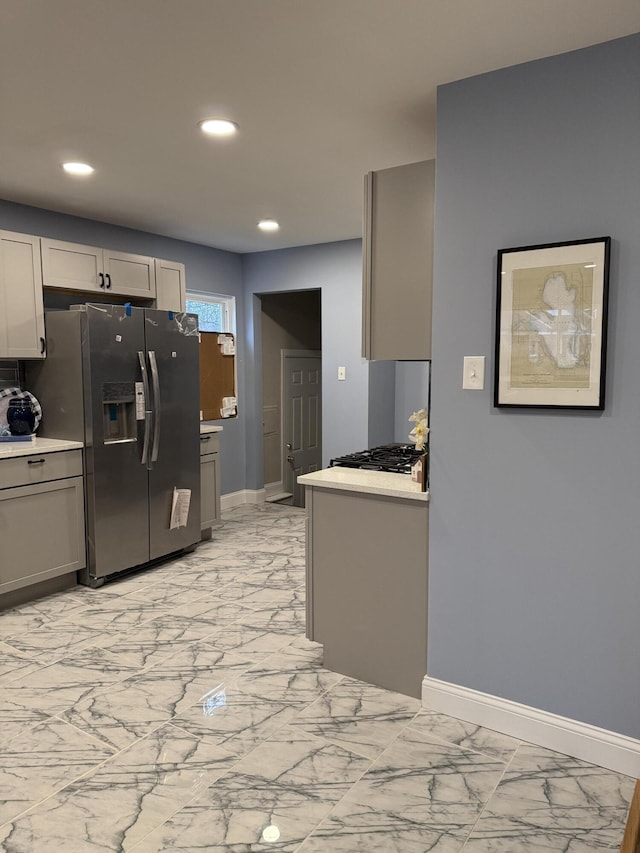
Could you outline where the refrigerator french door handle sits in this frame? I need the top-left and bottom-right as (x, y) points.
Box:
(138, 351), (152, 467)
(142, 412), (152, 470)
(149, 350), (161, 462)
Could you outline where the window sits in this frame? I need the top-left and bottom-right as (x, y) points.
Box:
(186, 293), (236, 334)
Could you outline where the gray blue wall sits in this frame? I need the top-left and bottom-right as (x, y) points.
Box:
(0, 200), (246, 494)
(429, 34), (640, 738)
(242, 240), (369, 489)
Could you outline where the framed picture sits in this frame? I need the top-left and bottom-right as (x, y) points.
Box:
(494, 236), (611, 410)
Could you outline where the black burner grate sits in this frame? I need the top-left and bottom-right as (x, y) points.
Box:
(330, 443), (424, 474)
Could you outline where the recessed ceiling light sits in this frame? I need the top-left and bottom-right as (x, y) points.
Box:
(258, 219), (279, 232)
(199, 119), (238, 136)
(62, 161), (94, 176)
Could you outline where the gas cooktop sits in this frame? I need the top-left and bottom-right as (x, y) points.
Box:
(329, 443), (424, 475)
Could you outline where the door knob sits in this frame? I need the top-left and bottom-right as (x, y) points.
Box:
(287, 455), (294, 463)
(286, 443), (292, 450)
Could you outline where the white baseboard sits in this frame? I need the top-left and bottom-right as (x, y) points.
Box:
(264, 481), (284, 500)
(422, 675), (640, 778)
(264, 481), (294, 503)
(220, 488), (266, 511)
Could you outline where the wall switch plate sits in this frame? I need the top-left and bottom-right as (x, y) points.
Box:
(462, 356), (485, 390)
(337, 366), (346, 381)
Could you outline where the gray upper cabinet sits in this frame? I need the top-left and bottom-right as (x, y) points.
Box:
(0, 230), (46, 359)
(40, 239), (102, 291)
(41, 238), (157, 299)
(362, 159), (435, 361)
(155, 258), (186, 312)
(103, 248), (156, 298)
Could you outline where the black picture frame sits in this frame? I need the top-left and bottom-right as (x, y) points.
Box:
(494, 236), (611, 410)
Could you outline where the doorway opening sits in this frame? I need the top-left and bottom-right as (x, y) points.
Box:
(260, 290), (322, 507)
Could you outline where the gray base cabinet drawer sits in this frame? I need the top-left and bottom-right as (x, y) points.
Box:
(0, 476), (86, 594)
(0, 449), (83, 489)
(199, 433), (220, 456)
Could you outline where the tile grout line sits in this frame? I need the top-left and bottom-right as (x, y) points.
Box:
(0, 719), (125, 832)
(458, 741), (523, 850)
(290, 696), (425, 850)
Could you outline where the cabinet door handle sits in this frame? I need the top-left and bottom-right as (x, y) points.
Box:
(200, 435), (210, 442)
(27, 458), (46, 465)
(99, 272), (105, 289)
(105, 273), (112, 289)
(40, 337), (46, 354)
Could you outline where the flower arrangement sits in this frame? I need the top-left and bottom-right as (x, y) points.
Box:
(408, 408), (429, 452)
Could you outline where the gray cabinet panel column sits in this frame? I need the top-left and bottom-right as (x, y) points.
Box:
(307, 486), (428, 698)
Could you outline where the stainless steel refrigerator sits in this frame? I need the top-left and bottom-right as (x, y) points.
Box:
(26, 304), (201, 586)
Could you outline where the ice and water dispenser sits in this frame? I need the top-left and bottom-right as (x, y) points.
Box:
(102, 381), (143, 443)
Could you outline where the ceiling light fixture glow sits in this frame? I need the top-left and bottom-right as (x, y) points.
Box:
(199, 119), (238, 136)
(62, 161), (94, 176)
(258, 219), (279, 232)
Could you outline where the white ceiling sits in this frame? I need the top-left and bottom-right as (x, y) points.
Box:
(1, 1), (638, 253)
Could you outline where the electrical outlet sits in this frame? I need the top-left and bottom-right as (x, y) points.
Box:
(337, 366), (346, 381)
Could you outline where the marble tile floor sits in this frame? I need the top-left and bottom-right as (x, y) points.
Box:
(0, 503), (634, 852)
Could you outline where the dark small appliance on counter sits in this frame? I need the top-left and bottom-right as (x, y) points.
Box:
(7, 396), (36, 435)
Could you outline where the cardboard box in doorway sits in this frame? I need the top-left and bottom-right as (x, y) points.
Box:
(199, 332), (237, 421)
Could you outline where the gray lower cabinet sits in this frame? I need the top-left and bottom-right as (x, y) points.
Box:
(305, 485), (428, 698)
(0, 450), (86, 595)
(200, 432), (221, 537)
(362, 159), (435, 360)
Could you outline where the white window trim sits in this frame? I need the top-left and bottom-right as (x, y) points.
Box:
(186, 291), (236, 334)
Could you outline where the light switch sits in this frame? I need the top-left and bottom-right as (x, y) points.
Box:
(337, 366), (346, 381)
(462, 356), (485, 390)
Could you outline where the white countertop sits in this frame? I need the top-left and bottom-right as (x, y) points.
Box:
(0, 426), (219, 459)
(298, 467), (429, 502)
(0, 437), (84, 460)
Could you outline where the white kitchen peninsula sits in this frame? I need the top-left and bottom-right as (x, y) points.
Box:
(298, 467), (429, 698)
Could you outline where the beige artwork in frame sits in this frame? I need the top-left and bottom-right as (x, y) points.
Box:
(495, 237), (611, 410)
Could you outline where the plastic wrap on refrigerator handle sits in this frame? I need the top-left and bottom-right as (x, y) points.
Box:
(175, 313), (200, 336)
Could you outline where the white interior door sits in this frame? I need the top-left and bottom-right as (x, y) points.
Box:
(282, 350), (322, 507)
